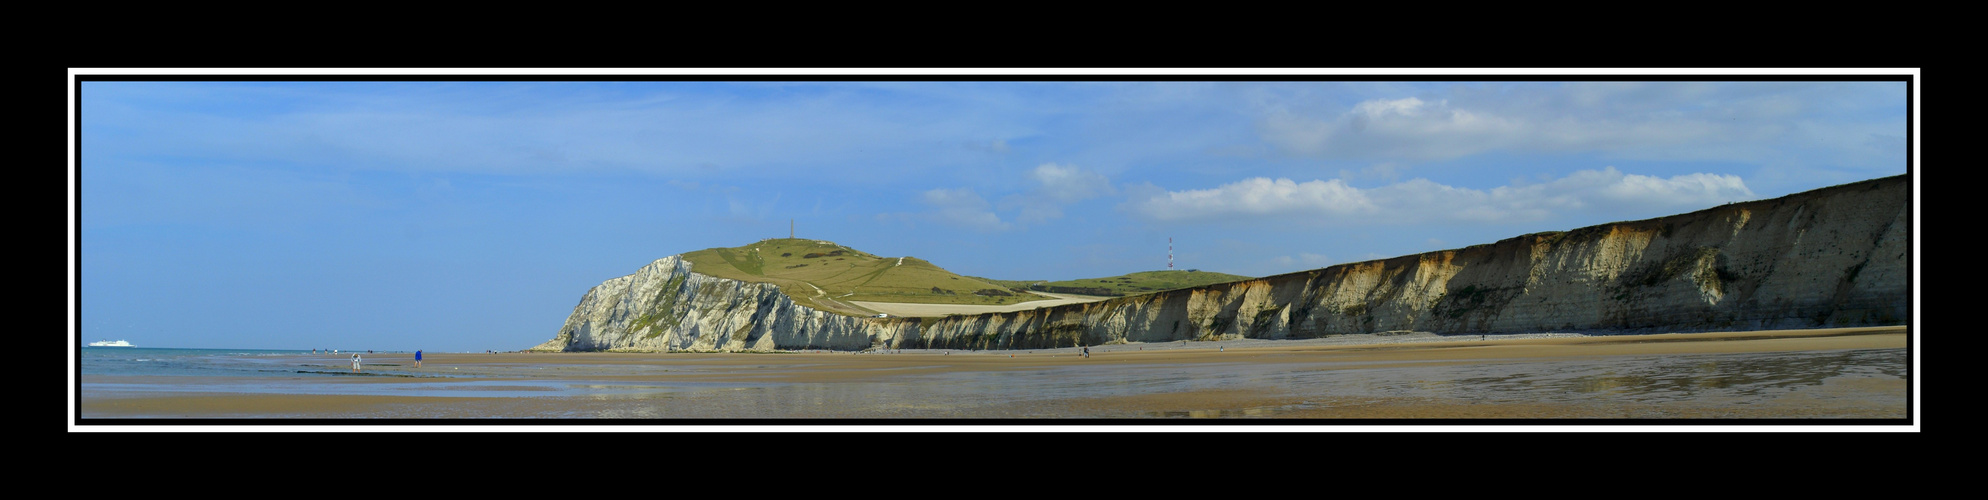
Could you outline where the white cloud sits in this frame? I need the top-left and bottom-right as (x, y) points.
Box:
(1124, 177), (1376, 221)
(1353, 97), (1431, 119)
(1127, 168), (1755, 225)
(1594, 170), (1756, 209)
(1264, 97), (1534, 161)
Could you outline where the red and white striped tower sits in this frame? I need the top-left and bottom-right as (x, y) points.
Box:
(1168, 237), (1174, 270)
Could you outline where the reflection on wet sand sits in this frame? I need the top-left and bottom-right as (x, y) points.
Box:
(79, 327), (1910, 420)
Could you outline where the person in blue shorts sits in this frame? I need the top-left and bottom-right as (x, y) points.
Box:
(415, 350), (423, 368)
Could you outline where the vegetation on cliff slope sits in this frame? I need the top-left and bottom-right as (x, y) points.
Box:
(679, 238), (1050, 316)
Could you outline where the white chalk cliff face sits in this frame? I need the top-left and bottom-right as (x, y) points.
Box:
(531, 256), (914, 352)
(536, 175), (1910, 352)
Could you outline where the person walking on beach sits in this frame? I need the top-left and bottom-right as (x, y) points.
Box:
(415, 349), (423, 368)
(351, 353), (362, 372)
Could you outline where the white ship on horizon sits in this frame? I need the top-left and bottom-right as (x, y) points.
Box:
(88, 339), (133, 347)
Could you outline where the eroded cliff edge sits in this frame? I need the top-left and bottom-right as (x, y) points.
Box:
(533, 175), (1909, 352)
(529, 255), (916, 352)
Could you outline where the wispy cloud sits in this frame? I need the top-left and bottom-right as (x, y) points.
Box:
(1031, 163), (1115, 203)
(82, 82), (1054, 182)
(1000, 163), (1117, 224)
(1123, 177), (1376, 222)
(965, 138), (1011, 154)
(917, 188), (1010, 232)
(725, 192), (782, 221)
(1251, 82), (1908, 180)
(1126, 167), (1755, 225)
(1260, 95), (1715, 162)
(1271, 253), (1334, 269)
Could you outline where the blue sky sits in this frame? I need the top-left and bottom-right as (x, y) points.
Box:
(73, 75), (1914, 352)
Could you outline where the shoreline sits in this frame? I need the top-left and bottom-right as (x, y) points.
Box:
(77, 326), (1911, 420)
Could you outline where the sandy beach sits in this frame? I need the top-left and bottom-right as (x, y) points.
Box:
(76, 326), (1910, 421)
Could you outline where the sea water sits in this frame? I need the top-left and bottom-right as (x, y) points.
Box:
(80, 346), (323, 378)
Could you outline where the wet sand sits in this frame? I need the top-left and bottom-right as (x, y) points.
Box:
(76, 326), (1911, 421)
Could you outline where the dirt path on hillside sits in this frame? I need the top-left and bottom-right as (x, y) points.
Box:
(850, 291), (1115, 317)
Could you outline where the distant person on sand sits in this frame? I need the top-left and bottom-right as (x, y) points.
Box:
(415, 350), (423, 368)
(351, 353), (362, 372)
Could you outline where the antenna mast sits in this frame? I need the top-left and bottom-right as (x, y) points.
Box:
(1168, 237), (1174, 270)
(790, 219), (794, 239)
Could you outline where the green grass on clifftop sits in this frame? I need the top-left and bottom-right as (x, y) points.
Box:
(679, 239), (1052, 316)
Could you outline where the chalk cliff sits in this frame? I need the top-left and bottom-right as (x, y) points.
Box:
(533, 175), (1910, 352)
(529, 256), (916, 352)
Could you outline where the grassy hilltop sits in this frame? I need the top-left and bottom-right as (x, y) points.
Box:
(971, 270), (1256, 297)
(679, 239), (1048, 316)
